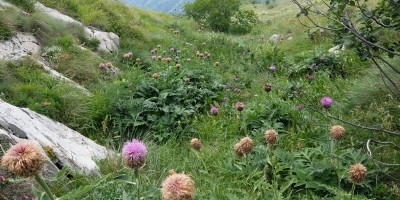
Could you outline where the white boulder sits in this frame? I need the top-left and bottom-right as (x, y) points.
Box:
(0, 32), (40, 60)
(0, 99), (108, 175)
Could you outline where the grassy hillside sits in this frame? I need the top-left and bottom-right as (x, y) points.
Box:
(1, 0), (400, 199)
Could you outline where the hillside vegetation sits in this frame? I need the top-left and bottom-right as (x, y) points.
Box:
(1, 0), (400, 199)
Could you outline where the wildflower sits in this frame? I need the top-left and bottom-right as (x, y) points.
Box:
(176, 64), (181, 69)
(224, 96), (229, 101)
(106, 62), (113, 68)
(0, 175), (5, 182)
(264, 129), (278, 145)
(157, 56), (162, 61)
(135, 58), (141, 63)
(151, 56), (157, 61)
(122, 139), (147, 169)
(186, 58), (191, 62)
(170, 48), (175, 52)
(166, 58), (172, 63)
(235, 102), (245, 112)
(349, 163), (367, 184)
(269, 65), (276, 71)
(234, 88), (240, 93)
(161, 170), (195, 200)
(151, 49), (156, 55)
(310, 63), (317, 69)
(183, 78), (190, 83)
(234, 137), (253, 157)
(306, 74), (313, 80)
(153, 73), (159, 80)
(264, 84), (272, 92)
(190, 138), (202, 150)
(214, 62), (220, 66)
(99, 63), (105, 69)
(330, 125), (345, 141)
(127, 52), (133, 58)
(210, 106), (218, 116)
(157, 45), (161, 49)
(124, 53), (130, 59)
(1, 140), (45, 177)
(177, 50), (181, 54)
(223, 85), (229, 90)
(296, 105), (302, 111)
(206, 53), (211, 58)
(320, 28), (325, 34)
(163, 51), (167, 55)
(202, 42), (206, 47)
(320, 97), (333, 108)
(199, 53), (204, 58)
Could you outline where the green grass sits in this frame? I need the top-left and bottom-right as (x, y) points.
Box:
(0, 0), (399, 199)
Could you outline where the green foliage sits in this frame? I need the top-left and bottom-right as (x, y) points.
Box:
(0, 21), (12, 41)
(5, 0), (36, 13)
(229, 10), (259, 34)
(185, 0), (258, 34)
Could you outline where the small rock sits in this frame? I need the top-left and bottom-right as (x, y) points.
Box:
(269, 34), (281, 43)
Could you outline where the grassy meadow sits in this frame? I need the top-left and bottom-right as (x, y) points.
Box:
(1, 0), (400, 199)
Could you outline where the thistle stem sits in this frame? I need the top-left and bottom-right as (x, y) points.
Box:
(34, 175), (56, 200)
(336, 140), (340, 188)
(135, 169), (140, 200)
(350, 183), (355, 200)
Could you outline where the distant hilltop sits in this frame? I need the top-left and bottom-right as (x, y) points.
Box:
(121, 0), (272, 14)
(122, 0), (194, 14)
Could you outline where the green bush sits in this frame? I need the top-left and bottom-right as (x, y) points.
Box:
(5, 0), (36, 13)
(229, 10), (259, 34)
(0, 21), (12, 41)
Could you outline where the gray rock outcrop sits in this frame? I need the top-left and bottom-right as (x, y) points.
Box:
(0, 99), (108, 175)
(0, 32), (40, 60)
(35, 2), (120, 52)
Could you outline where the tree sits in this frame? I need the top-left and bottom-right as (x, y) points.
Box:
(185, 0), (258, 34)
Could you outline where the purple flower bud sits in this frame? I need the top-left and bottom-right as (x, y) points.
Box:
(0, 175), (6, 182)
(157, 45), (161, 49)
(177, 50), (181, 54)
(235, 102), (245, 112)
(234, 88), (240, 93)
(170, 48), (175, 52)
(151, 49), (156, 55)
(306, 74), (314, 80)
(296, 105), (302, 111)
(223, 85), (229, 90)
(151, 55), (157, 60)
(310, 63), (317, 69)
(269, 65), (276, 71)
(99, 63), (105, 69)
(127, 52), (133, 58)
(320, 29), (325, 34)
(320, 97), (333, 108)
(210, 106), (218, 116)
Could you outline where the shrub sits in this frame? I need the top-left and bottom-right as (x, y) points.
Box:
(229, 10), (259, 34)
(0, 21), (12, 41)
(5, 0), (36, 13)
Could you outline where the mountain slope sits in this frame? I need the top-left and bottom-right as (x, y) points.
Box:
(122, 0), (193, 13)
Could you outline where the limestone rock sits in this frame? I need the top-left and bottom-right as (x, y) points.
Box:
(0, 32), (40, 60)
(35, 2), (120, 52)
(0, 99), (108, 175)
(269, 34), (281, 43)
(329, 45), (345, 54)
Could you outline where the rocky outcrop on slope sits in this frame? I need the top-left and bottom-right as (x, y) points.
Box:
(35, 2), (120, 52)
(0, 99), (108, 175)
(0, 32), (40, 60)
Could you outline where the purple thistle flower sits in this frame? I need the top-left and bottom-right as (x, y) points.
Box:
(320, 29), (325, 34)
(151, 55), (157, 61)
(269, 65), (276, 71)
(177, 50), (182, 54)
(127, 52), (133, 58)
(235, 102), (245, 112)
(187, 58), (191, 62)
(170, 48), (175, 52)
(310, 63), (317, 69)
(224, 96), (229, 101)
(234, 88), (240, 93)
(122, 139), (147, 169)
(210, 106), (218, 116)
(320, 97), (333, 109)
(157, 45), (161, 49)
(296, 105), (302, 111)
(151, 49), (156, 55)
(223, 85), (229, 90)
(306, 74), (314, 80)
(0, 175), (6, 182)
(99, 63), (105, 69)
